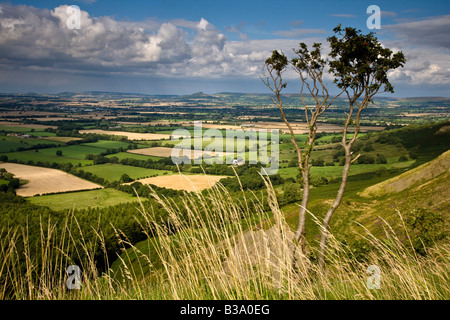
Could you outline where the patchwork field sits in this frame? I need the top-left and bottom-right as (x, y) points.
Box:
(0, 121), (57, 130)
(28, 188), (138, 211)
(128, 146), (235, 159)
(134, 174), (227, 192)
(0, 162), (102, 197)
(80, 163), (172, 181)
(79, 129), (171, 141)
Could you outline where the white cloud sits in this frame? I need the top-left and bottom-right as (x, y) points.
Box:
(386, 46), (450, 85)
(197, 18), (209, 31)
(0, 4), (267, 79)
(0, 4), (449, 92)
(381, 11), (397, 18)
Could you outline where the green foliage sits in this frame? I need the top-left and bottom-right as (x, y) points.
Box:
(363, 143), (374, 152)
(0, 168), (20, 193)
(265, 50), (288, 74)
(309, 175), (329, 187)
(375, 121), (450, 164)
(405, 208), (447, 256)
(219, 166), (285, 192)
(357, 155), (375, 164)
(344, 239), (374, 262)
(120, 173), (133, 183)
(281, 181), (301, 205)
(375, 154), (387, 164)
(311, 158), (325, 167)
(328, 25), (406, 94)
(288, 156), (298, 167)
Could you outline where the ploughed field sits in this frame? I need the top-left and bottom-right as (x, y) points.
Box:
(128, 146), (235, 159)
(128, 174), (227, 192)
(0, 162), (102, 197)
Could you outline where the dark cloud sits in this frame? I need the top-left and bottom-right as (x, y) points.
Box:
(386, 15), (450, 49)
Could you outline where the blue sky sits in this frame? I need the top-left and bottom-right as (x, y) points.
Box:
(0, 0), (449, 96)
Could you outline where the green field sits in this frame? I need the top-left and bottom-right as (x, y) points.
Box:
(80, 163), (172, 181)
(0, 136), (62, 153)
(27, 188), (138, 211)
(37, 145), (108, 159)
(82, 140), (138, 150)
(105, 152), (163, 161)
(3, 150), (93, 166)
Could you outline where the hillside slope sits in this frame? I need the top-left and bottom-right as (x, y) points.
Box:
(359, 149), (450, 197)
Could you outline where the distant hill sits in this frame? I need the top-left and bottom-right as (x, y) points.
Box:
(176, 91), (219, 100)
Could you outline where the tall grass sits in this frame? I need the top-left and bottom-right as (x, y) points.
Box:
(0, 173), (448, 299)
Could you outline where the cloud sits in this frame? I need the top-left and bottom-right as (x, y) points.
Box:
(0, 4), (175, 70)
(0, 4), (318, 81)
(290, 20), (304, 26)
(0, 4), (239, 78)
(274, 28), (327, 38)
(386, 45), (450, 85)
(0, 4), (448, 94)
(386, 15), (450, 49)
(75, 0), (96, 4)
(330, 14), (356, 18)
(224, 22), (246, 33)
(381, 11), (397, 18)
(378, 15), (450, 86)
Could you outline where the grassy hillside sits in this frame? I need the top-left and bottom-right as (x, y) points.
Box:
(360, 149), (450, 197)
(0, 121), (449, 300)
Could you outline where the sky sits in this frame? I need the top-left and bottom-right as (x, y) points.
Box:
(0, 0), (449, 96)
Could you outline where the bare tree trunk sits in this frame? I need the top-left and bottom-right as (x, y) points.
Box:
(295, 170), (310, 247)
(317, 145), (352, 270)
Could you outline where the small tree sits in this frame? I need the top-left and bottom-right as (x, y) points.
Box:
(317, 25), (406, 269)
(262, 43), (343, 256)
(56, 150), (63, 156)
(120, 174), (133, 183)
